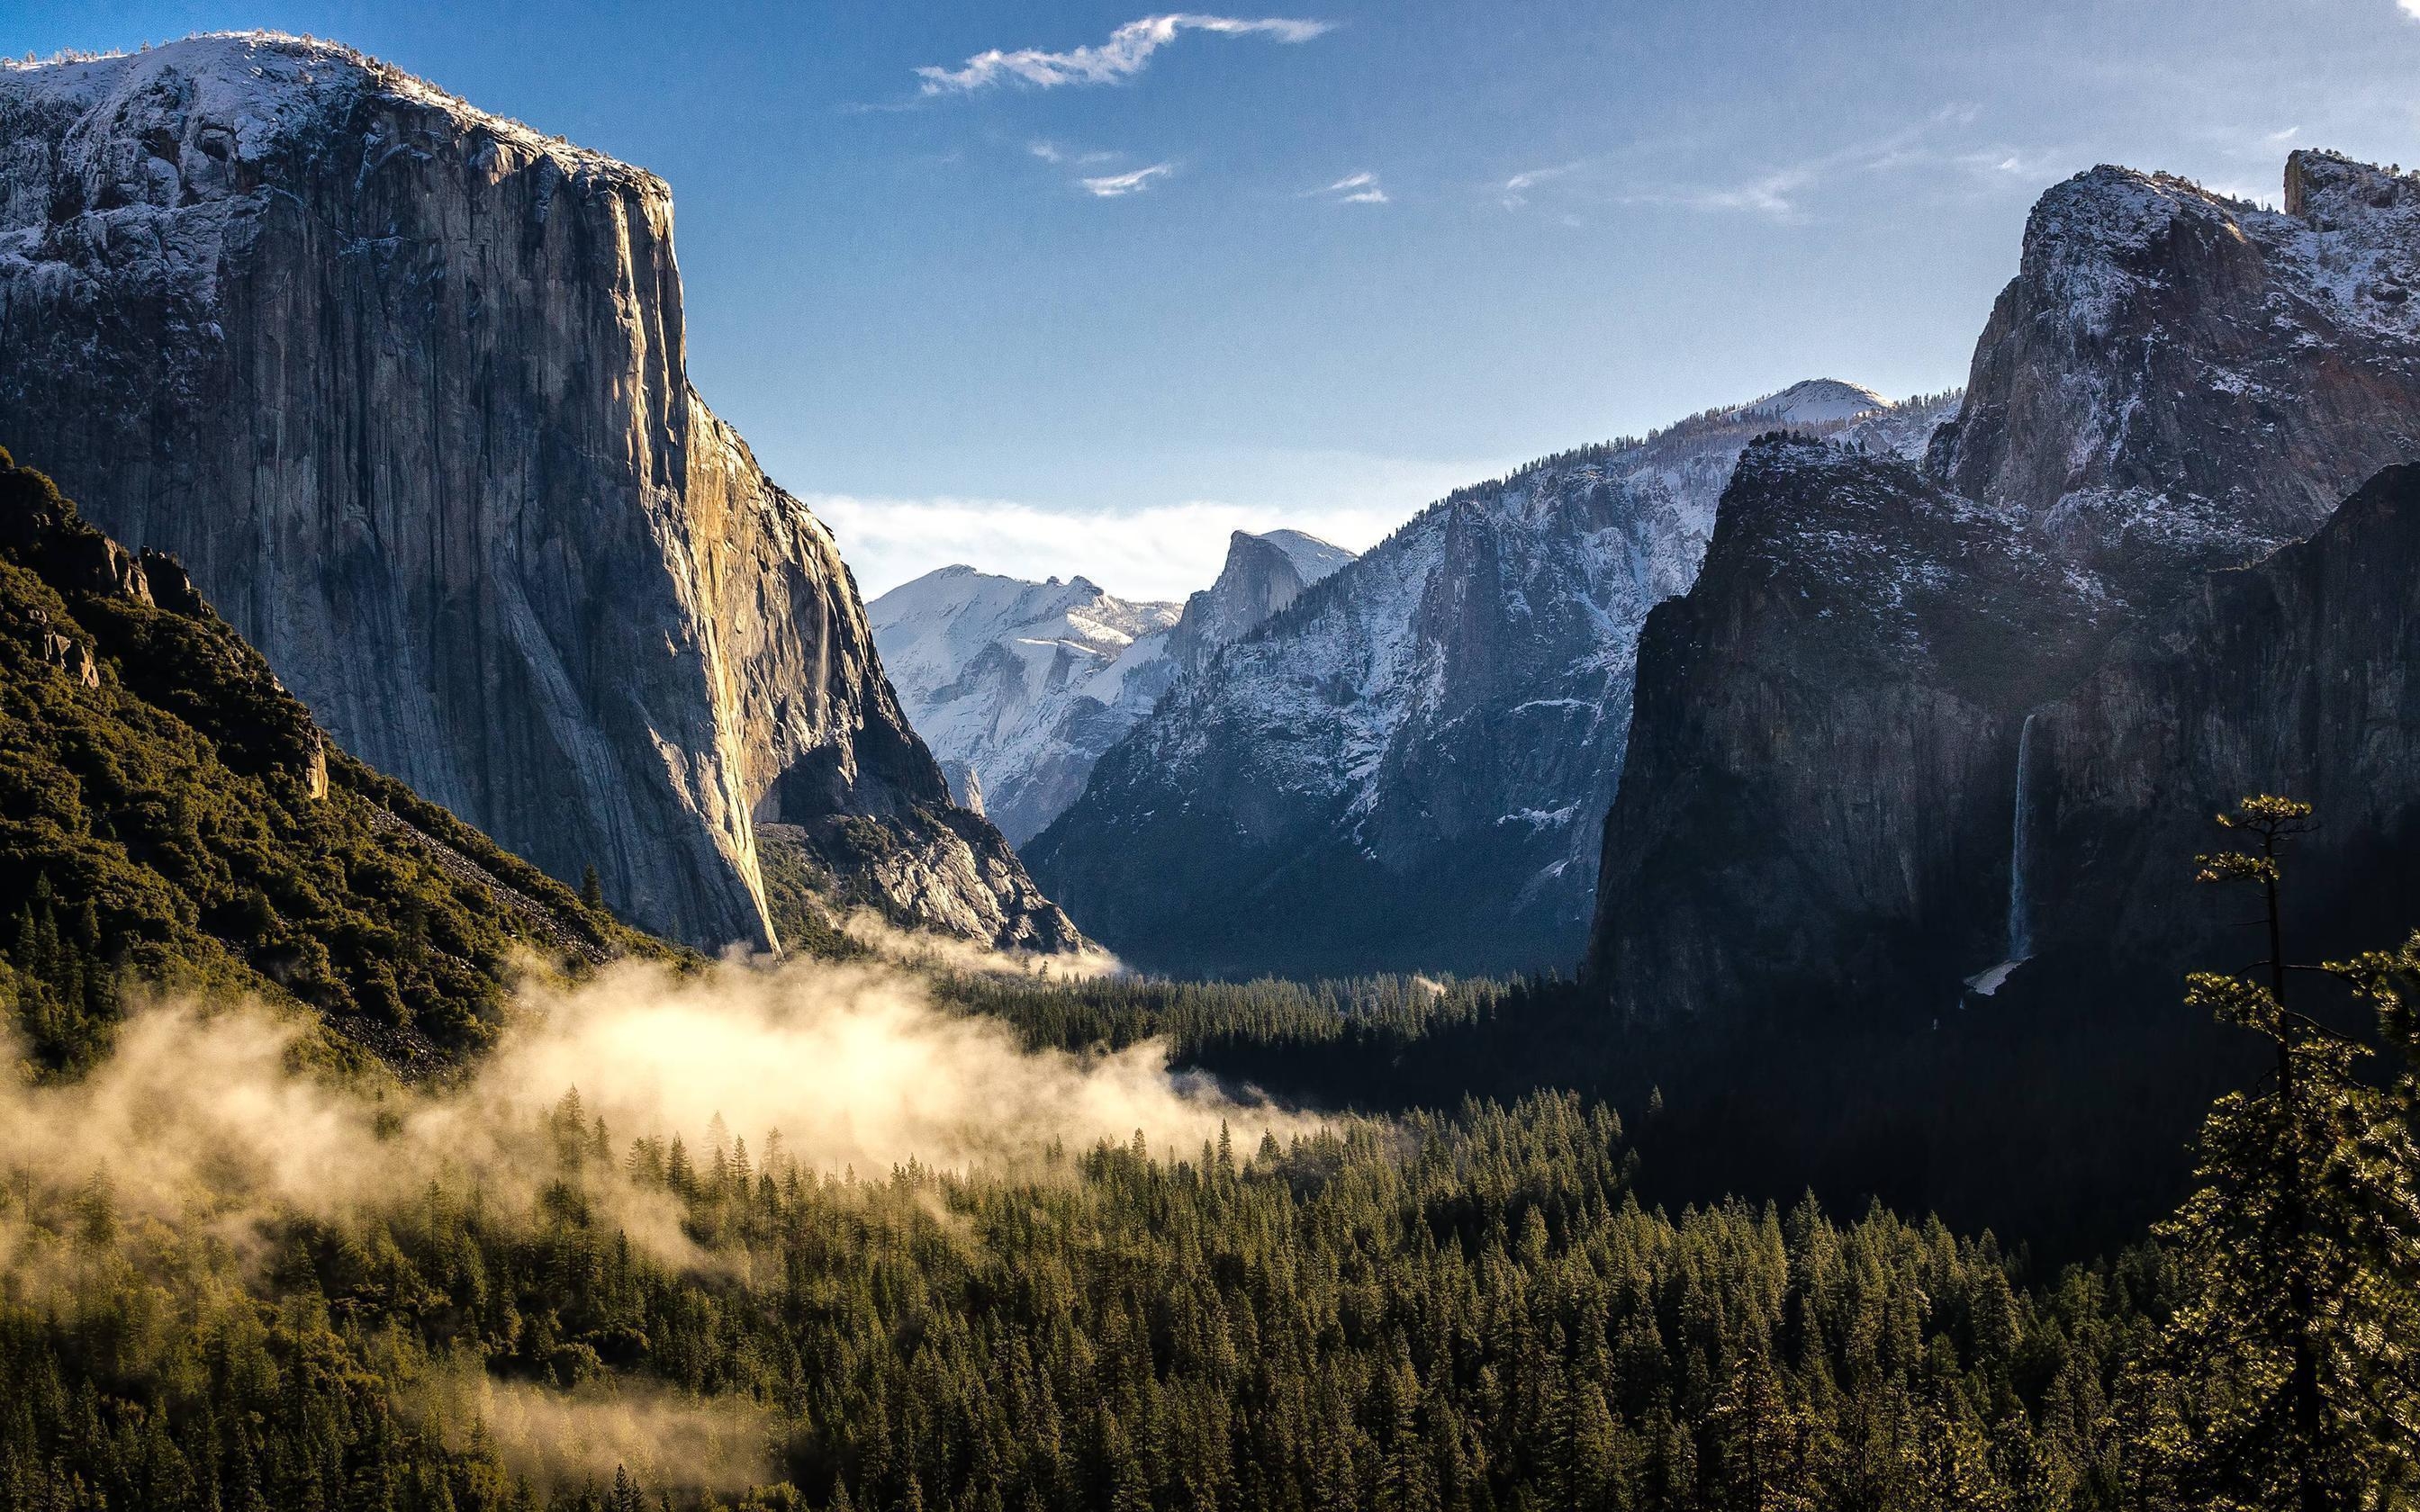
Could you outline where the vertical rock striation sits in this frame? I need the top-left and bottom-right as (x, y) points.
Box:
(0, 34), (1077, 952)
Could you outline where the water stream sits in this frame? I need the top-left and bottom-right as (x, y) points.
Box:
(2007, 712), (2037, 963)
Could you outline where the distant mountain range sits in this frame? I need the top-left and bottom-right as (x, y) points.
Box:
(1021, 380), (1957, 976)
(869, 529), (1353, 846)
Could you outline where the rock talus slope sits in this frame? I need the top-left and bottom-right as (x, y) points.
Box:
(0, 34), (1076, 953)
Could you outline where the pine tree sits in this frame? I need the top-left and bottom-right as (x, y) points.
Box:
(2143, 796), (2420, 1508)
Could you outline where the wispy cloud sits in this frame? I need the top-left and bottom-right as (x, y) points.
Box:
(1689, 166), (1818, 218)
(2401, 0), (2419, 21)
(1307, 170), (1388, 204)
(1624, 110), (2051, 222)
(1082, 163), (1174, 197)
(1029, 140), (1117, 166)
(917, 14), (1332, 95)
(1501, 162), (1579, 208)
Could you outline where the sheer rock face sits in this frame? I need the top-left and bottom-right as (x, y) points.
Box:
(1028, 385), (1955, 979)
(1936, 152), (2420, 594)
(1591, 440), (2099, 1022)
(0, 34), (1077, 953)
(2028, 465), (2420, 974)
(1590, 153), (2420, 1021)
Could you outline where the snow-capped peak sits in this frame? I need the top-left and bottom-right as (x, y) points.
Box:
(1733, 379), (1892, 428)
(1, 32), (654, 191)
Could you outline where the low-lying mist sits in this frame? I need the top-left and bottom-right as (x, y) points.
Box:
(0, 947), (1324, 1493)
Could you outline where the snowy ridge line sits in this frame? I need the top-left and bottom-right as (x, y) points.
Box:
(1, 32), (661, 192)
(1224, 383), (1963, 669)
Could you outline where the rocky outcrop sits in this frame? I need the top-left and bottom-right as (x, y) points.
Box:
(1163, 529), (1356, 674)
(1589, 152), (2420, 1021)
(1590, 437), (2099, 1021)
(1030, 384), (1956, 978)
(1935, 152), (2420, 597)
(0, 34), (1077, 953)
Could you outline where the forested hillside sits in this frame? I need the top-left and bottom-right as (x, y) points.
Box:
(0, 448), (662, 1072)
(0, 1085), (2164, 1512)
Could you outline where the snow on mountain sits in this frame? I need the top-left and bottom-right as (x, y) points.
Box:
(870, 529), (1359, 848)
(1025, 383), (1961, 977)
(1738, 378), (1892, 426)
(869, 568), (1180, 847)
(1596, 150), (2420, 1027)
(1256, 528), (1357, 585)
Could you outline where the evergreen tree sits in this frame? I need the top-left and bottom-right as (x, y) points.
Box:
(2141, 796), (2420, 1509)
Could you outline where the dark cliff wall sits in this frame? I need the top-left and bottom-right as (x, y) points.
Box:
(2029, 464), (2420, 975)
(1588, 153), (2420, 1022)
(1589, 438), (2098, 1021)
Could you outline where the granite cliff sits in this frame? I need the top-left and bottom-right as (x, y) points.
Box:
(1590, 151), (2420, 1020)
(0, 34), (1076, 953)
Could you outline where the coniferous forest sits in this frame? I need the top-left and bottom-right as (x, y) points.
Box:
(5, 14), (2420, 1510)
(3, 447), (2418, 1509)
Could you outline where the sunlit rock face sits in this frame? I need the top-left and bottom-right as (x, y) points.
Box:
(0, 33), (1078, 953)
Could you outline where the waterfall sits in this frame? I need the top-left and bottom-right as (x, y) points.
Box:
(2007, 713), (2037, 962)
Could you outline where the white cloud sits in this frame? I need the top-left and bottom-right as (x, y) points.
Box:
(1082, 163), (1174, 196)
(1691, 166), (1817, 219)
(1623, 113), (2059, 222)
(1501, 162), (1579, 208)
(813, 495), (1399, 600)
(2402, 0), (2420, 20)
(1310, 170), (1388, 203)
(917, 14), (1332, 94)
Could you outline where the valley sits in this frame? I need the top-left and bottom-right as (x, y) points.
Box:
(4, 20), (2420, 1512)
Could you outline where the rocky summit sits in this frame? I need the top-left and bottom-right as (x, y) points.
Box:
(0, 34), (1078, 955)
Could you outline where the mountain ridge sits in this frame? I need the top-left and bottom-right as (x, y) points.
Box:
(1591, 149), (2420, 1022)
(1027, 382), (1957, 976)
(870, 528), (1354, 848)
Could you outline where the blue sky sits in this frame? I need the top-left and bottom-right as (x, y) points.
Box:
(14, 0), (2420, 597)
